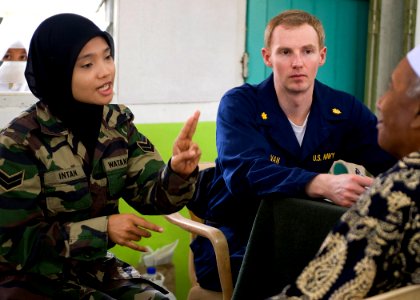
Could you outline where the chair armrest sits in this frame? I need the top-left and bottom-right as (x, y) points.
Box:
(364, 285), (420, 300)
(164, 212), (233, 300)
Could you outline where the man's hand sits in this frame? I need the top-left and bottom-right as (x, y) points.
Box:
(305, 173), (374, 207)
(108, 214), (163, 252)
(171, 110), (202, 177)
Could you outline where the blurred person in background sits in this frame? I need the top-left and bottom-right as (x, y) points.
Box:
(0, 38), (30, 92)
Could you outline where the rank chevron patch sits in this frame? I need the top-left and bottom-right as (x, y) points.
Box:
(0, 169), (24, 191)
(137, 136), (155, 153)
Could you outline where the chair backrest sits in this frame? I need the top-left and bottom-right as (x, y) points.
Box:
(164, 210), (231, 300)
(233, 197), (348, 300)
(164, 163), (233, 300)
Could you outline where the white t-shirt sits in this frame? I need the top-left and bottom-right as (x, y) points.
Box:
(288, 113), (309, 146)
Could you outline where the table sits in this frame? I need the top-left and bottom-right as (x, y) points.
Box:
(232, 197), (348, 300)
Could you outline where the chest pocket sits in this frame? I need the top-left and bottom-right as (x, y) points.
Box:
(103, 154), (128, 197)
(44, 166), (92, 215)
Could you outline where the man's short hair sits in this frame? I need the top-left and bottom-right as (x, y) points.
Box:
(264, 9), (325, 50)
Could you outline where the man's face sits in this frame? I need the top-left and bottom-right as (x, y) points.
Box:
(376, 58), (420, 158)
(262, 24), (326, 95)
(2, 48), (27, 61)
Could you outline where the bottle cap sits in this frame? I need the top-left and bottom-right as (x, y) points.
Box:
(146, 266), (156, 274)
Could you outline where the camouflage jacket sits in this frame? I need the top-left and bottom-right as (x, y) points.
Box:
(0, 102), (196, 279)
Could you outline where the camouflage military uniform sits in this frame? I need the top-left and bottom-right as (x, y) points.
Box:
(0, 102), (197, 299)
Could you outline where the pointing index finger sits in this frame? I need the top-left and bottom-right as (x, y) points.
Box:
(132, 217), (164, 233)
(178, 110), (200, 140)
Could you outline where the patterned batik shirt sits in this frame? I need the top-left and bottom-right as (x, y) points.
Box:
(280, 151), (420, 300)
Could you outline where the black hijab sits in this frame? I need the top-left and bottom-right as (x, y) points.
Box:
(25, 13), (114, 159)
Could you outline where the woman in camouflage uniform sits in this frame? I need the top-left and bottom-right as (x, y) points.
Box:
(0, 13), (201, 299)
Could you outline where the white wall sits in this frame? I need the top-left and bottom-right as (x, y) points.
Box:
(0, 93), (36, 126)
(114, 0), (246, 123)
(0, 0), (246, 127)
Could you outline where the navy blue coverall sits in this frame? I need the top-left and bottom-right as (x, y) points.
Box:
(189, 74), (396, 291)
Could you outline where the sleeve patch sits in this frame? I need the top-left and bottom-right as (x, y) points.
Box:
(137, 136), (155, 153)
(0, 169), (24, 191)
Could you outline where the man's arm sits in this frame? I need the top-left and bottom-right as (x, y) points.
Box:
(305, 173), (374, 207)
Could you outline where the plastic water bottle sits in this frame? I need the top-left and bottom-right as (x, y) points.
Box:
(144, 266), (165, 286)
(144, 266), (176, 299)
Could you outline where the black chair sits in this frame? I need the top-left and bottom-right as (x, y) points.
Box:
(233, 197), (347, 300)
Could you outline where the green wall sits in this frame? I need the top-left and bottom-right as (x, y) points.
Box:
(110, 121), (217, 300)
(246, 0), (369, 102)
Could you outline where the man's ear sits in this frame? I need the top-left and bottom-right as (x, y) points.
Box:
(319, 46), (327, 66)
(261, 48), (272, 68)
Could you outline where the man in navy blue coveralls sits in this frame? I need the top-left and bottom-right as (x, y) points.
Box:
(189, 10), (396, 292)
